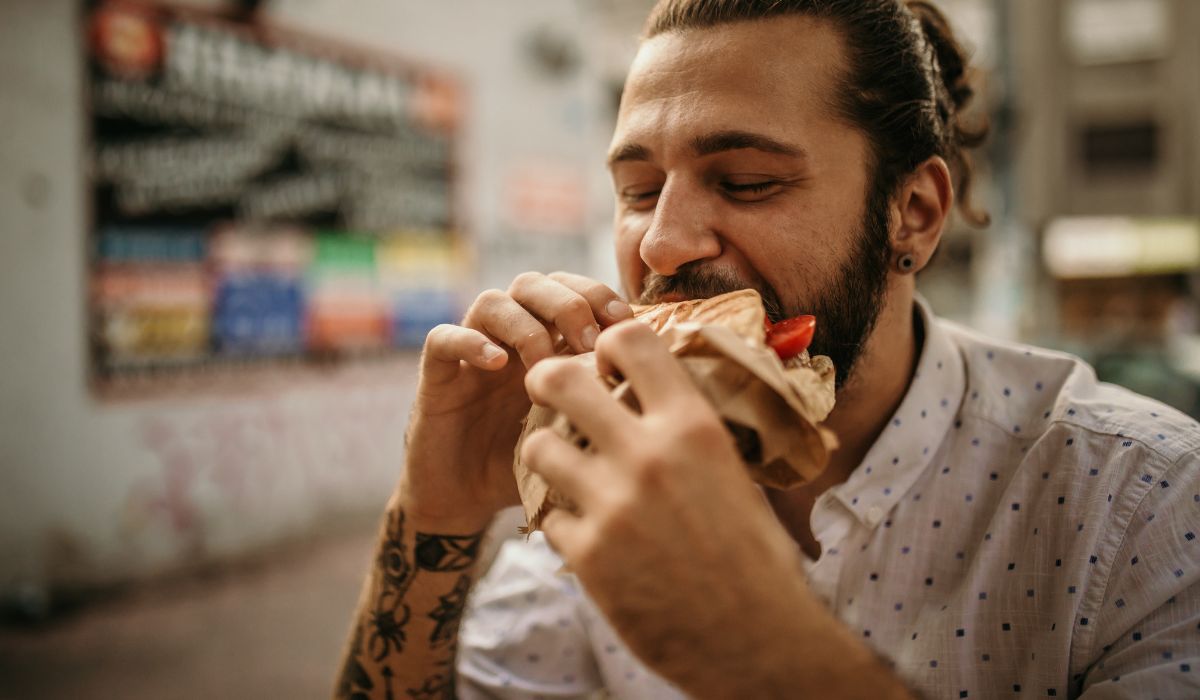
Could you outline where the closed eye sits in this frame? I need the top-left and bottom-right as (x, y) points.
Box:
(721, 180), (784, 201)
(723, 181), (776, 193)
(621, 189), (661, 210)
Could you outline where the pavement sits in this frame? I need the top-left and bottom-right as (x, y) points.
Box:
(0, 527), (380, 700)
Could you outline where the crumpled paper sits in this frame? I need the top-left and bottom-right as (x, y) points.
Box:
(513, 289), (838, 533)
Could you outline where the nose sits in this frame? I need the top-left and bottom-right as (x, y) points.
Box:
(638, 176), (722, 276)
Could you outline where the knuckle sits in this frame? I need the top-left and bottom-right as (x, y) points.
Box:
(512, 330), (548, 355)
(424, 323), (457, 346)
(550, 272), (607, 299)
(599, 487), (640, 536)
(595, 319), (645, 352)
(579, 280), (610, 300)
(676, 413), (723, 444)
(556, 296), (592, 324)
(520, 429), (551, 464)
(535, 359), (578, 392)
(612, 319), (650, 341)
(629, 449), (672, 490)
(473, 288), (508, 310)
(508, 271), (542, 293)
(566, 527), (602, 569)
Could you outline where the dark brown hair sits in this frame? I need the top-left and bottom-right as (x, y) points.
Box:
(644, 0), (990, 227)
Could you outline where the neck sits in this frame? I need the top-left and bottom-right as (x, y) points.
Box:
(767, 280), (920, 556)
(821, 281), (920, 484)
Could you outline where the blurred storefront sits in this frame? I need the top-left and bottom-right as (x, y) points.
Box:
(1021, 0), (1200, 420)
(919, 0), (1200, 419)
(1, 0), (621, 613)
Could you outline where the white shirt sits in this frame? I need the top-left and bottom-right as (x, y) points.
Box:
(456, 299), (1200, 699)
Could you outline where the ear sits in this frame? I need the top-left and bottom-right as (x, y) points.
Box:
(890, 156), (953, 272)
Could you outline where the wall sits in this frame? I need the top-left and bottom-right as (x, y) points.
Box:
(0, 0), (619, 604)
(1010, 0), (1200, 223)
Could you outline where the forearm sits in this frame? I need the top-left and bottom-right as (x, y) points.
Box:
(679, 580), (916, 700)
(770, 597), (914, 699)
(335, 492), (491, 700)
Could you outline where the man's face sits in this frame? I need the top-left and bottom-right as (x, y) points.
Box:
(609, 16), (892, 386)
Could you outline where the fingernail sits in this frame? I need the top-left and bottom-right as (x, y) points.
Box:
(580, 325), (599, 351)
(481, 343), (505, 362)
(605, 300), (632, 320)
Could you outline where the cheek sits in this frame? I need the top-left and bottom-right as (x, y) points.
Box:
(729, 208), (854, 306)
(614, 215), (650, 297)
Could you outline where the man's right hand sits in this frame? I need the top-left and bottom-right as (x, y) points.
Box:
(398, 271), (633, 531)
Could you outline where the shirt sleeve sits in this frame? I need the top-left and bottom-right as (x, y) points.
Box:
(456, 533), (603, 700)
(1078, 449), (1200, 698)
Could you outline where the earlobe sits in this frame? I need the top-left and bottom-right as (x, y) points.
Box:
(891, 156), (954, 273)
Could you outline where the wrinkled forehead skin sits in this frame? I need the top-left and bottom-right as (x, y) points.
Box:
(612, 15), (863, 172)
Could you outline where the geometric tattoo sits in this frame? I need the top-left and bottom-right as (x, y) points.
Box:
(414, 532), (484, 572)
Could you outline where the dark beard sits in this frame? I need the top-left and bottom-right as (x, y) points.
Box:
(637, 187), (891, 389)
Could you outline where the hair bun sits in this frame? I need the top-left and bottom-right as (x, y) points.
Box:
(906, 0), (990, 225)
(907, 1), (971, 108)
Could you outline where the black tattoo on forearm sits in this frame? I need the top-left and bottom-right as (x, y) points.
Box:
(414, 531), (484, 572)
(336, 625), (375, 699)
(382, 666), (397, 700)
(369, 603), (412, 661)
(428, 574), (471, 648)
(406, 642), (457, 700)
(379, 509), (418, 608)
(368, 509), (418, 660)
(337, 507), (485, 699)
(406, 671), (453, 700)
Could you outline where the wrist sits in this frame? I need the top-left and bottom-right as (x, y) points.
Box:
(392, 481), (496, 535)
(748, 595), (912, 700)
(674, 575), (911, 700)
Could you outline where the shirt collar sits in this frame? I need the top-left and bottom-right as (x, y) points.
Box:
(827, 295), (966, 528)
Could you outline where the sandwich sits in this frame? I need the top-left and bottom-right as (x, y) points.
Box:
(513, 288), (838, 532)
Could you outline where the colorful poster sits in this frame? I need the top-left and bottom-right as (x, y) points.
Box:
(85, 0), (466, 384)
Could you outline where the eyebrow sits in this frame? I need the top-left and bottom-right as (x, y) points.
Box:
(607, 129), (806, 167)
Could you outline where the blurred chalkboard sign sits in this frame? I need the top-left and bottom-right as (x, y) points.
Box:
(85, 0), (466, 391)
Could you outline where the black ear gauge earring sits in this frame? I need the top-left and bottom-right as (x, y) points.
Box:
(897, 253), (917, 273)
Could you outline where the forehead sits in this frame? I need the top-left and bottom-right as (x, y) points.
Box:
(614, 16), (850, 152)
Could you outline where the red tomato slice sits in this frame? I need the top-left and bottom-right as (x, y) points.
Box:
(765, 315), (816, 360)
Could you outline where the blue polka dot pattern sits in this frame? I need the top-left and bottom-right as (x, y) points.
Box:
(454, 298), (1200, 699)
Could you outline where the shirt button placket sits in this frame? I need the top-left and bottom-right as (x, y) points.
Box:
(808, 495), (854, 604)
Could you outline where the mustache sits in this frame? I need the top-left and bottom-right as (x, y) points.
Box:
(638, 264), (786, 322)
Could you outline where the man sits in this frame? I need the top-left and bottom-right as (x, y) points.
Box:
(337, 1), (1200, 697)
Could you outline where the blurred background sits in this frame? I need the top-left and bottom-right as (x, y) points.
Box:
(1, 0), (1197, 697)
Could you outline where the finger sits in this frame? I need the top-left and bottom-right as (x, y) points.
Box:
(524, 358), (636, 450)
(520, 428), (597, 506)
(466, 289), (556, 368)
(508, 272), (603, 354)
(546, 271), (634, 326)
(539, 507), (589, 562)
(421, 323), (508, 384)
(594, 321), (698, 413)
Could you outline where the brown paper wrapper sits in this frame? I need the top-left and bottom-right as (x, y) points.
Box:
(513, 289), (838, 532)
